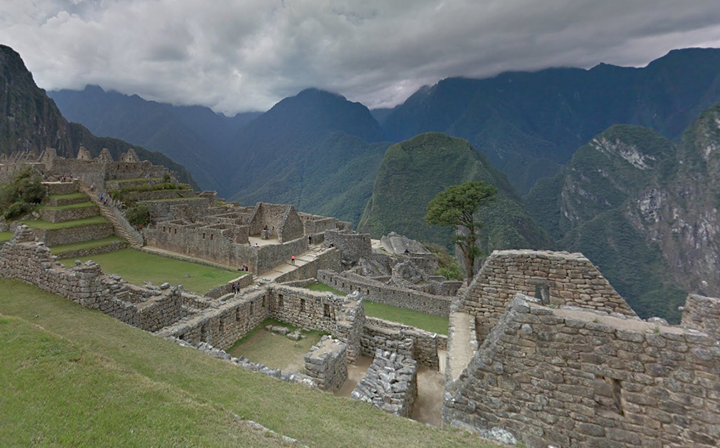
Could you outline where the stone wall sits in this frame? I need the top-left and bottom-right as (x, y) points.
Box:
(157, 289), (271, 350)
(54, 240), (128, 260)
(39, 204), (99, 223)
(267, 285), (364, 362)
(140, 197), (210, 219)
(256, 236), (308, 274)
(363, 317), (441, 370)
(0, 226), (191, 333)
(318, 270), (452, 317)
(444, 295), (720, 448)
(304, 336), (348, 392)
(205, 274), (254, 299)
(324, 230), (372, 264)
(352, 349), (418, 418)
(273, 248), (342, 284)
(681, 294), (720, 340)
(460, 250), (637, 342)
(31, 221), (115, 246)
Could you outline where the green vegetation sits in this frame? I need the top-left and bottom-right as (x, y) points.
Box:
(229, 319), (323, 371)
(125, 203), (151, 227)
(21, 216), (108, 230)
(48, 192), (87, 201)
(59, 249), (242, 294)
(0, 231), (12, 242)
(0, 279), (490, 447)
(425, 243), (464, 280)
(109, 181), (190, 204)
(364, 301), (449, 335)
(305, 282), (346, 295)
(49, 236), (125, 255)
(41, 201), (95, 210)
(0, 166), (46, 219)
(359, 132), (553, 257)
(426, 181), (497, 282)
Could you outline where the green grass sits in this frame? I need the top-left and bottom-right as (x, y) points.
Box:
(141, 197), (205, 203)
(21, 216), (108, 230)
(48, 192), (87, 200)
(113, 177), (162, 183)
(0, 231), (12, 242)
(0, 279), (493, 448)
(41, 201), (96, 210)
(364, 301), (449, 335)
(305, 282), (346, 296)
(50, 236), (125, 255)
(59, 249), (243, 294)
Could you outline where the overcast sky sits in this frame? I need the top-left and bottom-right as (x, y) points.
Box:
(3, 0), (720, 115)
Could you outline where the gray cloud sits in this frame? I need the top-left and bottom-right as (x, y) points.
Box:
(3, 0), (720, 114)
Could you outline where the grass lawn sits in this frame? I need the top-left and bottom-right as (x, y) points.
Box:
(50, 236), (125, 255)
(142, 197), (205, 202)
(0, 231), (12, 242)
(41, 201), (96, 210)
(21, 216), (108, 230)
(364, 301), (449, 335)
(48, 192), (87, 200)
(305, 282), (346, 296)
(0, 279), (494, 448)
(229, 318), (323, 372)
(59, 248), (243, 294)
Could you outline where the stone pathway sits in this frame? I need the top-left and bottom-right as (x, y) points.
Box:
(448, 312), (474, 382)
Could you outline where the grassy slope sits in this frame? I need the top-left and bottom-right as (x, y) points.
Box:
(0, 231), (12, 242)
(21, 216), (108, 230)
(364, 301), (449, 335)
(0, 279), (492, 448)
(48, 192), (88, 200)
(59, 248), (241, 294)
(41, 201), (96, 210)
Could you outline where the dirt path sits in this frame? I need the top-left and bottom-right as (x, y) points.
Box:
(448, 312), (474, 381)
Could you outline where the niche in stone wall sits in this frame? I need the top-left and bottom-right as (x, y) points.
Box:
(324, 303), (331, 318)
(250, 302), (254, 315)
(301, 298), (306, 312)
(529, 279), (552, 305)
(262, 296), (266, 308)
(236, 308), (241, 322)
(219, 318), (225, 333)
(201, 324), (208, 342)
(594, 376), (624, 418)
(278, 294), (284, 308)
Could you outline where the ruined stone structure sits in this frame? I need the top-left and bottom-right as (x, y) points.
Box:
(352, 349), (419, 418)
(443, 249), (720, 448)
(362, 317), (441, 370)
(304, 336), (348, 392)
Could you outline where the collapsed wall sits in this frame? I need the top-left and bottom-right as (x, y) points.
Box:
(352, 349), (418, 418)
(362, 317), (441, 370)
(444, 295), (720, 448)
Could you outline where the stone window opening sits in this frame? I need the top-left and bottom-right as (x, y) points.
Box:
(300, 298), (306, 312)
(249, 302), (254, 315)
(219, 318), (225, 334)
(262, 296), (266, 308)
(535, 284), (550, 305)
(200, 324), (208, 342)
(174, 228), (177, 235)
(203, 233), (205, 239)
(595, 376), (624, 417)
(278, 294), (284, 308)
(210, 234), (213, 240)
(323, 303), (331, 318)
(236, 308), (241, 322)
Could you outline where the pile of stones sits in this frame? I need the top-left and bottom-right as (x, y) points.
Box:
(351, 349), (418, 417)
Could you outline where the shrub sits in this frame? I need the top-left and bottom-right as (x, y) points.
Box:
(4, 201), (29, 220)
(126, 203), (151, 227)
(424, 242), (465, 281)
(18, 176), (46, 204)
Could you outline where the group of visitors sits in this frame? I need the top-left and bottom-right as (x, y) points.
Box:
(98, 193), (109, 206)
(60, 174), (73, 182)
(231, 282), (239, 294)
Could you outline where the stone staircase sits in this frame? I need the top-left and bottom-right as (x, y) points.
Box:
(79, 183), (144, 248)
(254, 244), (328, 284)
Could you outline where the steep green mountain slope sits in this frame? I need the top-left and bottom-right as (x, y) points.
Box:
(234, 131), (389, 225)
(526, 112), (720, 322)
(359, 132), (554, 257)
(382, 48), (720, 192)
(49, 86), (259, 192)
(0, 45), (198, 189)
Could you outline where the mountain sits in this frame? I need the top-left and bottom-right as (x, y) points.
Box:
(48, 86), (260, 191)
(526, 107), (720, 322)
(358, 132), (554, 257)
(381, 48), (720, 193)
(0, 45), (198, 189)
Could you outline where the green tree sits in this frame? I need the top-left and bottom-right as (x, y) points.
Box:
(126, 203), (151, 227)
(425, 181), (497, 283)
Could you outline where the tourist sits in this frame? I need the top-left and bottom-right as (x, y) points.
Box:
(254, 243), (259, 249)
(99, 193), (103, 201)
(291, 255), (295, 264)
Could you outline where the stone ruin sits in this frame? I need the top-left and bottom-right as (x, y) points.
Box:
(304, 336), (348, 392)
(351, 349), (418, 418)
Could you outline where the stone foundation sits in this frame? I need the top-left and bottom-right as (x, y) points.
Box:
(304, 336), (348, 392)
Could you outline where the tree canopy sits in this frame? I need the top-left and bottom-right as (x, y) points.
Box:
(425, 181), (497, 283)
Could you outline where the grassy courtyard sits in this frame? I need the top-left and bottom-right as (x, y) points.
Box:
(228, 318), (323, 372)
(59, 248), (243, 294)
(0, 279), (493, 448)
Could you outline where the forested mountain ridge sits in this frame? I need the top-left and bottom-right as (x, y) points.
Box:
(526, 105), (720, 322)
(380, 48), (720, 193)
(358, 132), (554, 256)
(0, 45), (198, 188)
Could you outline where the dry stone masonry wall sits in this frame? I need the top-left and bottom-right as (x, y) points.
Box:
(681, 293), (720, 340)
(363, 317), (441, 370)
(444, 294), (720, 448)
(304, 336), (348, 392)
(352, 349), (418, 418)
(461, 250), (637, 342)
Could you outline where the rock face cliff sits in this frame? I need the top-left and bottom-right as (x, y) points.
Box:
(526, 105), (720, 321)
(0, 45), (198, 189)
